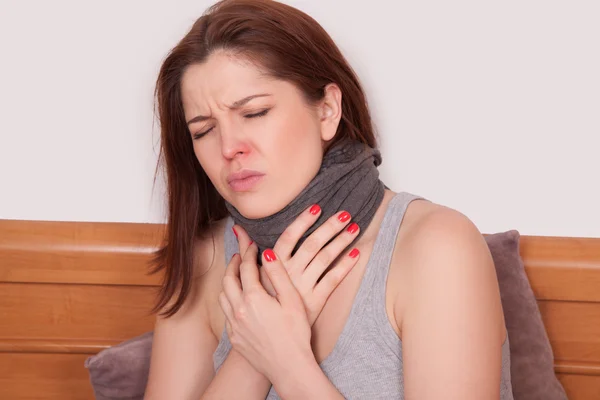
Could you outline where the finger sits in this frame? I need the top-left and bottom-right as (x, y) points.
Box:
(218, 291), (234, 323)
(225, 320), (233, 338)
(262, 249), (300, 305)
(239, 242), (261, 291)
(273, 204), (322, 260)
(292, 211), (352, 271)
(224, 253), (242, 289)
(313, 248), (360, 304)
(304, 221), (360, 284)
(232, 224), (254, 257)
(223, 254), (243, 307)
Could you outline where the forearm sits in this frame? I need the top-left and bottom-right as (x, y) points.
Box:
(201, 349), (271, 399)
(272, 352), (344, 400)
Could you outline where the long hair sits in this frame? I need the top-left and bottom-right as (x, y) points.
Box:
(151, 0), (378, 317)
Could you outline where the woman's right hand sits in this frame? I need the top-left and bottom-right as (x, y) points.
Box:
(232, 205), (361, 326)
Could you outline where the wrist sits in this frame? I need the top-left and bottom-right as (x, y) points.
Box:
(227, 348), (270, 382)
(206, 348), (272, 399)
(271, 350), (325, 399)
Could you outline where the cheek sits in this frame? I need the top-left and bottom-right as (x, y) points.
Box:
(267, 112), (323, 179)
(271, 107), (320, 150)
(193, 143), (220, 182)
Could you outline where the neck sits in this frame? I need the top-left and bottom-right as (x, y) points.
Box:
(225, 139), (387, 262)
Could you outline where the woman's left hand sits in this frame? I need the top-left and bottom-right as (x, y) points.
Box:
(219, 241), (314, 383)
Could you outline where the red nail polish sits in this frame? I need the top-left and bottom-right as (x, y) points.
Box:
(338, 211), (351, 223)
(249, 240), (253, 246)
(232, 227), (238, 238)
(310, 204), (321, 215)
(347, 223), (359, 234)
(349, 248), (360, 258)
(264, 249), (277, 262)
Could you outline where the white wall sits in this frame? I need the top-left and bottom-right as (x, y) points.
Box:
(1, 0), (598, 237)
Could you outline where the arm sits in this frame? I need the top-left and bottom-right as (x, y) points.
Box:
(269, 351), (344, 400)
(202, 349), (271, 399)
(401, 208), (506, 400)
(144, 286), (271, 400)
(143, 299), (217, 400)
(144, 230), (272, 400)
(144, 303), (271, 400)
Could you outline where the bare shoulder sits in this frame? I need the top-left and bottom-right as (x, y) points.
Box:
(394, 199), (506, 341)
(154, 216), (228, 328)
(145, 217), (228, 399)
(399, 200), (491, 260)
(393, 200), (508, 397)
(192, 217), (228, 281)
(192, 217), (229, 339)
(180, 217), (228, 327)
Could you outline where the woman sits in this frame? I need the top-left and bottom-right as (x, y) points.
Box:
(145, 0), (513, 399)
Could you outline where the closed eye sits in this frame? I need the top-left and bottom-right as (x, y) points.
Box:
(244, 108), (270, 118)
(193, 127), (212, 140)
(192, 108), (271, 140)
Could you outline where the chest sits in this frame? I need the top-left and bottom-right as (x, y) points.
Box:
(311, 241), (408, 363)
(208, 244), (408, 367)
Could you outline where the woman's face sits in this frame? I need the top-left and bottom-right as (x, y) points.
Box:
(180, 51), (341, 219)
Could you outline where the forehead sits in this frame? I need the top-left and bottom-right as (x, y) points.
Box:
(181, 52), (273, 106)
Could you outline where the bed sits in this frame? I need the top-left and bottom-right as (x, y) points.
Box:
(0, 219), (599, 399)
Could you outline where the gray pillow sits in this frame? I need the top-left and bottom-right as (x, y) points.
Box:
(85, 331), (153, 400)
(85, 231), (567, 400)
(485, 230), (567, 399)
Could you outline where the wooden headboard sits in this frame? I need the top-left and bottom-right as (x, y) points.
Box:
(1, 219), (599, 399)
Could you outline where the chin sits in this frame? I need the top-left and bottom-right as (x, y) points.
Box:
(229, 193), (288, 220)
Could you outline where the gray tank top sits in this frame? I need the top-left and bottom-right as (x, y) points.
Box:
(213, 192), (514, 399)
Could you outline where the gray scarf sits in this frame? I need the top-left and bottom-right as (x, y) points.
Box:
(225, 139), (386, 263)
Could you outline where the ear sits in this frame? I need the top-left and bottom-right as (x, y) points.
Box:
(318, 83), (343, 142)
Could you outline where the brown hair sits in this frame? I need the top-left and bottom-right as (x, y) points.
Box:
(151, 0), (378, 317)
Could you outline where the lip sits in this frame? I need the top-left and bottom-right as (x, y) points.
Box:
(227, 169), (265, 192)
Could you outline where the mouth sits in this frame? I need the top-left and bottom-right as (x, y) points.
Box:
(227, 170), (265, 192)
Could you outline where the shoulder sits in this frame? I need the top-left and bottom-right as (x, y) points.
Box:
(392, 200), (508, 396)
(146, 218), (228, 398)
(190, 217), (229, 318)
(394, 199), (506, 341)
(401, 200), (491, 265)
(157, 217), (228, 322)
(192, 217), (228, 279)
(192, 217), (230, 339)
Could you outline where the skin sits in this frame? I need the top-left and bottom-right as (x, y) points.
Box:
(144, 50), (508, 400)
(182, 50), (336, 219)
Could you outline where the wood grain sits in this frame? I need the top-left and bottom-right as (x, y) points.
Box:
(520, 235), (600, 302)
(557, 373), (600, 399)
(0, 338), (122, 354)
(0, 283), (157, 341)
(1, 219), (599, 399)
(538, 300), (600, 364)
(0, 353), (95, 400)
(0, 219), (163, 286)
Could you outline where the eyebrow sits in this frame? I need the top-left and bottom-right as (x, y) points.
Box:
(186, 93), (272, 126)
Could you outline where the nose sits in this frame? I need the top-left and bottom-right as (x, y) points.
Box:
(220, 120), (250, 160)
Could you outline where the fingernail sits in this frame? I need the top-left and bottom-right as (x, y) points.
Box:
(338, 211), (351, 223)
(249, 240), (253, 245)
(264, 249), (277, 262)
(347, 223), (359, 234)
(310, 204), (321, 215)
(232, 227), (238, 238)
(349, 248), (360, 258)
